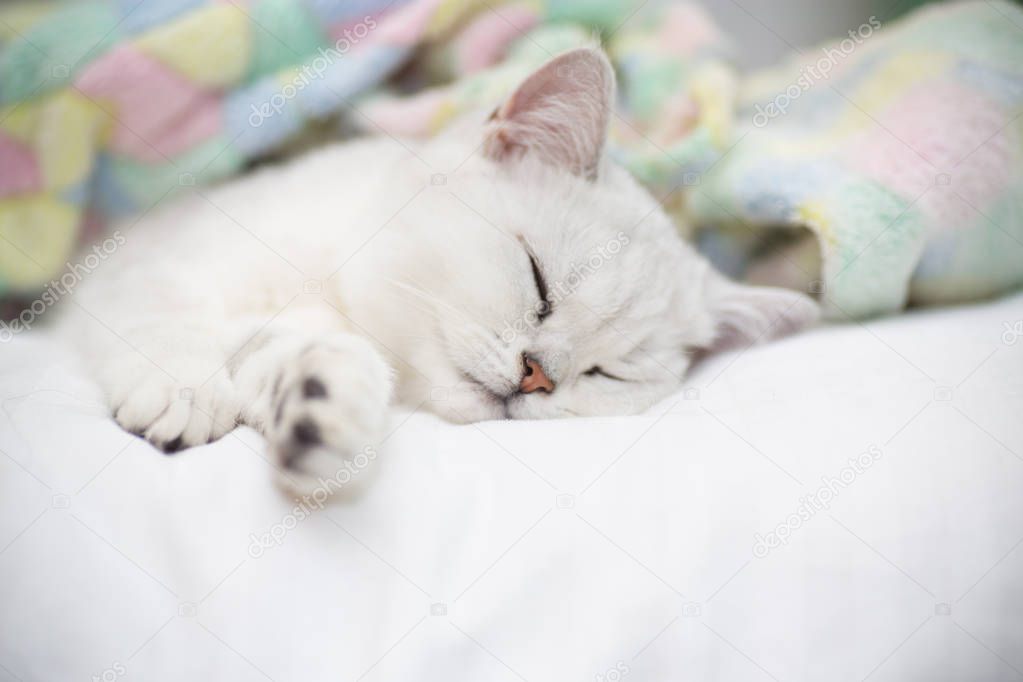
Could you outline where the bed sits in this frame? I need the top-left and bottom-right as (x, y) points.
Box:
(2, 293), (1022, 681)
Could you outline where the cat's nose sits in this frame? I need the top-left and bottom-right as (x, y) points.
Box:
(520, 355), (555, 394)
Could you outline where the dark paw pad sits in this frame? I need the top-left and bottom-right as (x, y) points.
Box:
(160, 436), (185, 454)
(302, 376), (328, 399)
(292, 418), (321, 446)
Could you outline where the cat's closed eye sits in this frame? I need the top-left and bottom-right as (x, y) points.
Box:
(583, 366), (625, 381)
(527, 251), (551, 319)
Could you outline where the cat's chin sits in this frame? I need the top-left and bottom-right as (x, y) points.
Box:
(425, 384), (511, 423)
(431, 392), (581, 422)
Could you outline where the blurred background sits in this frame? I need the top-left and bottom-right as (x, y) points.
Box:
(0, 0), (976, 320)
(682, 0), (933, 68)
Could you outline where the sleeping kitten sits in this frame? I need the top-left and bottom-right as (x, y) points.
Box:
(59, 48), (817, 484)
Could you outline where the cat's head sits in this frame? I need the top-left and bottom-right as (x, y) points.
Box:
(376, 48), (818, 422)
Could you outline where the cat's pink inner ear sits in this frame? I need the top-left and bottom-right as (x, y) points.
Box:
(483, 47), (615, 180)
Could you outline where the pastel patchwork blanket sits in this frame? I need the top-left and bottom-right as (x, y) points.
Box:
(692, 1), (1023, 318)
(1, 0), (1021, 320)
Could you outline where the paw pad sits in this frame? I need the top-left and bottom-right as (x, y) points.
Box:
(292, 418), (321, 446)
(161, 436), (185, 454)
(302, 376), (328, 399)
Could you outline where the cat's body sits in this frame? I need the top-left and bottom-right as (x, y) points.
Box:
(59, 49), (817, 486)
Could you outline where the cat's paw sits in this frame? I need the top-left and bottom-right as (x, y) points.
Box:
(111, 368), (241, 453)
(265, 337), (392, 491)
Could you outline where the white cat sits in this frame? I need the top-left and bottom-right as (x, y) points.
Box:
(59, 48), (817, 484)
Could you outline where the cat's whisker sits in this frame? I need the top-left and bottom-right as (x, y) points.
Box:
(392, 265), (484, 327)
(384, 278), (450, 315)
(392, 334), (437, 343)
(413, 287), (477, 329)
(387, 277), (493, 341)
(388, 293), (446, 324)
(382, 279), (453, 325)
(388, 287), (504, 376)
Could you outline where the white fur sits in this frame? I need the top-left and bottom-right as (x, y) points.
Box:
(56, 49), (817, 484)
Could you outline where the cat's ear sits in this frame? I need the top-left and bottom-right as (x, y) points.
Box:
(483, 47), (615, 180)
(703, 275), (820, 351)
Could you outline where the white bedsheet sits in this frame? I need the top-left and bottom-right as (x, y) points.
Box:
(2, 294), (1022, 682)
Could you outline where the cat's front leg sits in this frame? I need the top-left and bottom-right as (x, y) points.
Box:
(232, 330), (393, 489)
(88, 321), (244, 453)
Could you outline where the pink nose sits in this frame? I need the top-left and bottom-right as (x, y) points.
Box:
(520, 355), (554, 394)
